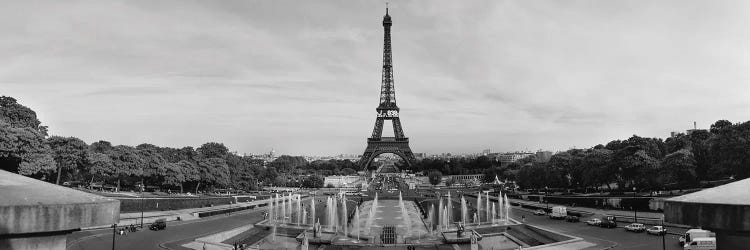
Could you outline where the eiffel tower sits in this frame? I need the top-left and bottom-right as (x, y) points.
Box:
(358, 7), (416, 169)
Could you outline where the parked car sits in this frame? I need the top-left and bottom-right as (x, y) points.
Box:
(624, 223), (646, 233)
(564, 215), (579, 222)
(585, 218), (601, 226)
(534, 209), (546, 215)
(599, 216), (617, 228)
(149, 218), (166, 231)
(646, 226), (667, 235)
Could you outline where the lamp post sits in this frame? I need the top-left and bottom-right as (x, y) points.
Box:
(545, 187), (549, 211)
(140, 193), (144, 228)
(661, 216), (666, 250)
(632, 187), (637, 223)
(112, 223), (117, 250)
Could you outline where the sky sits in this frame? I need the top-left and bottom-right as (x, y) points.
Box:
(2, 0), (749, 156)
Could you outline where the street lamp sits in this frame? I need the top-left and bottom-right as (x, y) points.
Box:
(661, 216), (666, 250)
(545, 187), (549, 211)
(633, 187), (637, 223)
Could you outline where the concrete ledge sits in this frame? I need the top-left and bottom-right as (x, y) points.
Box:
(0, 170), (120, 234)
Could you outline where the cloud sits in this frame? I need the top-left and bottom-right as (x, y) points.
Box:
(1, 0), (749, 155)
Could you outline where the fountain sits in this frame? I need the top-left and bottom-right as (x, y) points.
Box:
(342, 194), (348, 236)
(476, 191), (482, 223)
(311, 194), (316, 225)
(460, 196), (468, 225)
(485, 191), (490, 223)
(504, 193), (510, 224)
(398, 191), (411, 235)
(354, 206), (361, 240)
(326, 196), (334, 231)
(281, 194), (286, 223)
(428, 204), (434, 233)
(447, 192), (452, 224)
(438, 197), (444, 230)
(492, 203), (496, 225)
(365, 193), (378, 234)
(498, 192), (503, 222)
(297, 194), (302, 224)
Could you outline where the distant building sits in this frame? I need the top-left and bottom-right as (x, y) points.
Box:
(685, 121), (707, 136)
(414, 153), (426, 160)
(493, 152), (534, 164)
(481, 149), (491, 155)
(535, 151), (553, 162)
(323, 175), (364, 188)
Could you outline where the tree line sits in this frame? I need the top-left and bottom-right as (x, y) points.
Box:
(0, 96), (352, 192)
(405, 120), (750, 192)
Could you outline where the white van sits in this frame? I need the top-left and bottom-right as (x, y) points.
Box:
(549, 206), (567, 219)
(682, 237), (716, 250)
(679, 229), (715, 246)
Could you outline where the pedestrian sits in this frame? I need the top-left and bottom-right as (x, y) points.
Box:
(522, 215), (526, 223)
(202, 243), (207, 250)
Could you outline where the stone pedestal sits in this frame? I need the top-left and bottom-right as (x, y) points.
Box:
(0, 170), (120, 250)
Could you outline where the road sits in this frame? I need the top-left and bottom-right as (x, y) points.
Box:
(69, 198), (688, 250)
(67, 207), (266, 250)
(509, 206), (684, 250)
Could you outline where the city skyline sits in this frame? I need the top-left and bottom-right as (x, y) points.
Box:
(2, 0), (749, 155)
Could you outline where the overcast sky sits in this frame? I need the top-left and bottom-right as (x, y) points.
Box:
(2, 0), (749, 156)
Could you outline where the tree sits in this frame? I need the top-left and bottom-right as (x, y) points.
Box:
(87, 152), (115, 184)
(428, 170), (443, 186)
(710, 120), (733, 134)
(109, 145), (142, 191)
(301, 175), (324, 188)
(0, 96), (48, 136)
(580, 149), (613, 190)
(661, 149), (697, 188)
(197, 142), (229, 159)
(0, 121), (56, 176)
(47, 136), (88, 184)
(709, 121), (750, 179)
(195, 157), (230, 192)
(0, 97), (55, 177)
(90, 140), (114, 154)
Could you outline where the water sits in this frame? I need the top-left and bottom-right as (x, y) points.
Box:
(427, 204), (434, 234)
(504, 193), (510, 224)
(484, 191), (491, 221)
(311, 195), (316, 225)
(460, 196), (468, 225)
(354, 206), (360, 240)
(398, 191), (411, 235)
(476, 191), (482, 223)
(342, 194), (348, 236)
(492, 203), (497, 225)
(437, 197), (443, 230)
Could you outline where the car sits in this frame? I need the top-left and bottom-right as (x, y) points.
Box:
(646, 225), (667, 235)
(624, 223), (646, 233)
(599, 216), (617, 228)
(585, 218), (601, 226)
(534, 209), (546, 215)
(564, 215), (579, 222)
(149, 218), (166, 231)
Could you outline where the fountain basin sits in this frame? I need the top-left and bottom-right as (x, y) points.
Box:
(441, 229), (482, 244)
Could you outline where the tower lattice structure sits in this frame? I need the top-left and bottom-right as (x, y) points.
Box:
(358, 8), (416, 169)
